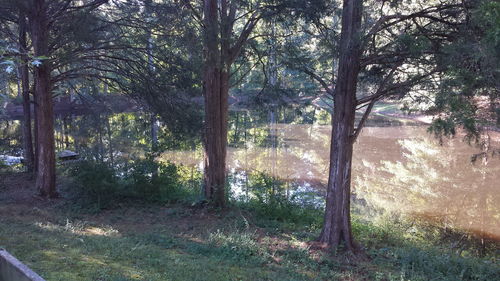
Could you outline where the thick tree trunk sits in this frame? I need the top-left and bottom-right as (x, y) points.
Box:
(202, 68), (229, 207)
(18, 12), (34, 174)
(202, 0), (229, 207)
(30, 0), (57, 198)
(319, 0), (363, 251)
(201, 0), (258, 207)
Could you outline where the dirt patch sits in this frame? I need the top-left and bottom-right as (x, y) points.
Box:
(1, 173), (55, 204)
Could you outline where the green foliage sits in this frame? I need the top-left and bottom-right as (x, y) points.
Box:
(353, 215), (500, 281)
(236, 172), (323, 229)
(65, 159), (195, 210)
(124, 158), (184, 202)
(66, 160), (120, 210)
(111, 0), (204, 140)
(204, 230), (268, 264)
(477, 1), (500, 54)
(315, 109), (331, 125)
(387, 247), (499, 281)
(429, 0), (500, 138)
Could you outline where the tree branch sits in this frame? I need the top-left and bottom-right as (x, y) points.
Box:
(352, 98), (376, 142)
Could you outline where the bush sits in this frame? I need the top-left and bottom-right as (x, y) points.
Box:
(206, 230), (268, 264)
(65, 159), (195, 210)
(124, 159), (185, 202)
(66, 160), (119, 210)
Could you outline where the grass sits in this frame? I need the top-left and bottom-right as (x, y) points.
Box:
(0, 173), (498, 281)
(1, 202), (498, 281)
(0, 205), (320, 281)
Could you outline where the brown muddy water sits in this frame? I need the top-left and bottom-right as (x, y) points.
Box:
(1, 111), (499, 240)
(161, 124), (500, 240)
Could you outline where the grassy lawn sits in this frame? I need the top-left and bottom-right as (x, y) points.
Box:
(1, 202), (498, 281)
(0, 204), (343, 281)
(0, 174), (498, 281)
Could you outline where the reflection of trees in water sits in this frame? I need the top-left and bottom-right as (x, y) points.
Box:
(0, 120), (22, 156)
(5, 110), (498, 242)
(51, 112), (200, 164)
(59, 113), (150, 162)
(355, 136), (500, 240)
(227, 124), (330, 186)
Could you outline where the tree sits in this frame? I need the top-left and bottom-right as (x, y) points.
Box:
(193, 0), (326, 206)
(0, 4), (35, 174)
(194, 0), (264, 206)
(285, 0), (471, 251)
(110, 0), (203, 144)
(318, 0), (363, 251)
(28, 0), (56, 197)
(18, 11), (34, 174)
(0, 0), (111, 197)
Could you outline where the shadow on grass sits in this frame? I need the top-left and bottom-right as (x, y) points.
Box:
(0, 216), (318, 281)
(1, 205), (498, 281)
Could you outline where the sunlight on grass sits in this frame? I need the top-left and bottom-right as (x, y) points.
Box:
(34, 220), (120, 237)
(1, 202), (498, 281)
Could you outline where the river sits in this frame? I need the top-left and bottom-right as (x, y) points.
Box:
(161, 123), (500, 240)
(1, 111), (499, 240)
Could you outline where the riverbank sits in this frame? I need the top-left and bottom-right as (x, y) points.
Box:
(0, 173), (497, 281)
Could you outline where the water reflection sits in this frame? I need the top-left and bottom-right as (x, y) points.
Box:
(162, 124), (500, 240)
(0, 111), (499, 239)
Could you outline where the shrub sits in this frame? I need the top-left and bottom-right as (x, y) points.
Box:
(206, 230), (268, 264)
(66, 160), (120, 210)
(65, 159), (195, 210)
(390, 246), (500, 281)
(124, 159), (185, 202)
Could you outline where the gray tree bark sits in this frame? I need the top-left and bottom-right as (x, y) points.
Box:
(319, 0), (363, 252)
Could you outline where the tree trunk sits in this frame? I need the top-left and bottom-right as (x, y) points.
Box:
(319, 0), (363, 252)
(202, 67), (229, 207)
(105, 115), (114, 166)
(201, 0), (258, 207)
(145, 0), (158, 154)
(18, 12), (35, 174)
(33, 84), (39, 175)
(151, 114), (159, 151)
(30, 0), (57, 198)
(202, 0), (229, 207)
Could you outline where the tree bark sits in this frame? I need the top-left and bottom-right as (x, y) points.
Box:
(319, 0), (363, 252)
(202, 0), (228, 207)
(33, 82), (39, 175)
(201, 0), (260, 207)
(29, 0), (57, 198)
(18, 11), (35, 174)
(202, 65), (229, 207)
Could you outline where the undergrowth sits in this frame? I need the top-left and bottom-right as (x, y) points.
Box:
(51, 164), (499, 280)
(64, 159), (199, 211)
